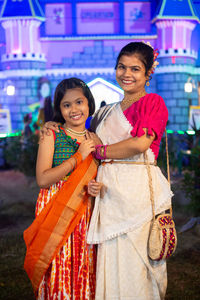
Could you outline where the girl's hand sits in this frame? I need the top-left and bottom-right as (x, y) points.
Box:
(86, 131), (102, 146)
(78, 139), (95, 160)
(88, 179), (102, 197)
(40, 121), (60, 139)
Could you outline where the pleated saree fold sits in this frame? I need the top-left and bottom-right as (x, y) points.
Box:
(23, 154), (98, 293)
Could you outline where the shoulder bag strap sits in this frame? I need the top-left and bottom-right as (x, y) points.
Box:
(144, 128), (172, 220)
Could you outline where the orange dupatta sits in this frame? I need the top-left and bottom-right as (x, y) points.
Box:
(23, 154), (98, 292)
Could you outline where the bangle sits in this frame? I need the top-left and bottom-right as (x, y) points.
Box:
(100, 146), (104, 158)
(95, 144), (107, 160)
(103, 144), (108, 159)
(72, 151), (82, 168)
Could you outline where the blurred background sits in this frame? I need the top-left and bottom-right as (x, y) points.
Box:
(0, 0), (200, 299)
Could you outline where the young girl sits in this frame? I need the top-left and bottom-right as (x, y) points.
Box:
(24, 78), (101, 300)
(42, 42), (174, 299)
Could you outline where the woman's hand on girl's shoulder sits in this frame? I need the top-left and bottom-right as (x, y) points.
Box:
(86, 131), (102, 146)
(40, 121), (60, 140)
(38, 128), (54, 144)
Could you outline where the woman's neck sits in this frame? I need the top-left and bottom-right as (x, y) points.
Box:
(121, 90), (147, 111)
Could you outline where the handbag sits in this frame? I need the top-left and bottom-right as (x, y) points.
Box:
(145, 130), (177, 261)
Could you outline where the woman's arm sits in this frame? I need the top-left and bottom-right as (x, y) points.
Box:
(104, 129), (155, 159)
(36, 132), (95, 188)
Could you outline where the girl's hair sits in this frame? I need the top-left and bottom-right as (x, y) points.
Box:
(115, 42), (154, 75)
(53, 78), (95, 123)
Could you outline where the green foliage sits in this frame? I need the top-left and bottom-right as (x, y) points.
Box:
(4, 134), (39, 177)
(157, 133), (180, 174)
(181, 145), (200, 216)
(157, 131), (200, 216)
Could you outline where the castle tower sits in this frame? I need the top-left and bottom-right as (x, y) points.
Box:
(153, 0), (200, 131)
(0, 0), (45, 131)
(0, 0), (45, 63)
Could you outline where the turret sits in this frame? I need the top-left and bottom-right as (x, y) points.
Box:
(0, 0), (45, 66)
(152, 0), (200, 131)
(152, 0), (199, 65)
(0, 0), (45, 131)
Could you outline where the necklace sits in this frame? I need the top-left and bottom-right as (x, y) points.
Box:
(120, 91), (147, 111)
(63, 125), (87, 137)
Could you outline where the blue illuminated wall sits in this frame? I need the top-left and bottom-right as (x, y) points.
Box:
(0, 0), (200, 132)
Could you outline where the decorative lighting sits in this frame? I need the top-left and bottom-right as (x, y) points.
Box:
(184, 77), (196, 93)
(186, 130), (195, 135)
(5, 80), (16, 96)
(177, 130), (185, 135)
(184, 82), (192, 93)
(166, 129), (173, 134)
(87, 77), (123, 109)
(6, 84), (15, 96)
(0, 132), (21, 138)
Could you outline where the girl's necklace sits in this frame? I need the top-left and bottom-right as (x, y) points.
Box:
(63, 125), (87, 137)
(121, 91), (147, 111)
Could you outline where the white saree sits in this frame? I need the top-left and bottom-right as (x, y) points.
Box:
(87, 103), (173, 300)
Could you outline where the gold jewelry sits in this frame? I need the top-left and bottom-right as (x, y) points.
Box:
(63, 125), (86, 137)
(120, 91), (147, 111)
(100, 146), (104, 158)
(146, 81), (150, 87)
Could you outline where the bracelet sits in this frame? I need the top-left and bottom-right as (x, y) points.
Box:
(95, 144), (108, 160)
(72, 151), (82, 168)
(103, 144), (108, 159)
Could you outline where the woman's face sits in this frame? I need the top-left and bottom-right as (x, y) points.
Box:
(116, 54), (148, 95)
(60, 88), (89, 130)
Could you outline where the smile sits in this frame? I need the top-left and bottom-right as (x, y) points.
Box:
(70, 114), (82, 120)
(122, 80), (135, 85)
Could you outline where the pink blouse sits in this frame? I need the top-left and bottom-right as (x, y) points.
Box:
(123, 93), (168, 159)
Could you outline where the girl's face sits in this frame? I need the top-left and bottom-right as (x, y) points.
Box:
(60, 88), (89, 130)
(116, 54), (149, 95)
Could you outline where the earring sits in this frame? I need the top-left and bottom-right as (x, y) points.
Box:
(146, 81), (150, 87)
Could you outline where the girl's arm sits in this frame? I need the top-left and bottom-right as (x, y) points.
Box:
(100, 128), (155, 159)
(36, 131), (95, 188)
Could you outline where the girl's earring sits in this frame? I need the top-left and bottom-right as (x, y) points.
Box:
(146, 81), (150, 87)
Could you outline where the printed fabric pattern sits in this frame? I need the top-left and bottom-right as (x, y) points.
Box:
(53, 126), (79, 168)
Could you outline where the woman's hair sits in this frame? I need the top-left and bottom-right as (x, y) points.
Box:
(115, 42), (154, 75)
(53, 78), (95, 123)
